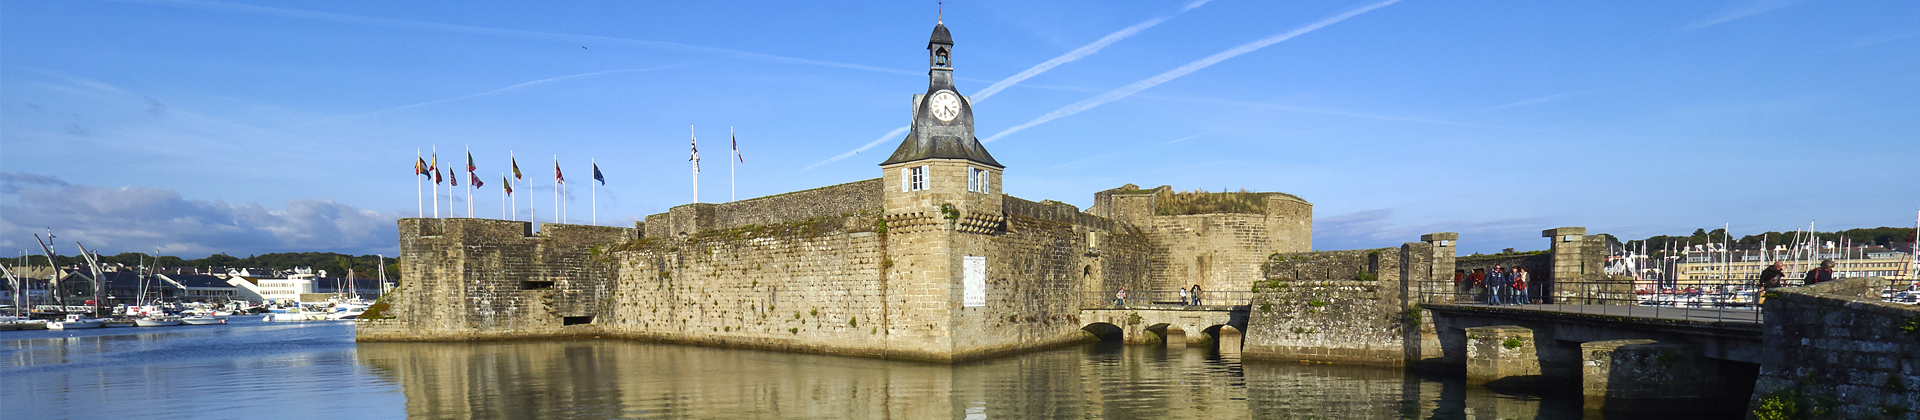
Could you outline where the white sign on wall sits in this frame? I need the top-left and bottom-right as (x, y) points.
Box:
(962, 255), (986, 307)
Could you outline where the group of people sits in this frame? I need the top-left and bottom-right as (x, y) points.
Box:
(1454, 265), (1532, 305)
(1110, 285), (1206, 307)
(1757, 259), (1837, 290)
(1179, 285), (1204, 306)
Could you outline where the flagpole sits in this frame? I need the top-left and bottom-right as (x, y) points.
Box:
(591, 158), (598, 226)
(730, 126), (736, 202)
(465, 145), (473, 218)
(554, 155), (560, 224)
(510, 150), (517, 221)
(691, 125), (700, 204)
(416, 148), (423, 218)
(432, 146), (439, 219)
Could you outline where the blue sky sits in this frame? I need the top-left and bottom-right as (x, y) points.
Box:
(2, 0), (1916, 258)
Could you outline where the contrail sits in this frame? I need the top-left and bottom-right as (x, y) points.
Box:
(810, 1), (1213, 170)
(803, 126), (911, 170)
(972, 0), (1214, 103)
(118, 0), (918, 76)
(984, 0), (1403, 143)
(296, 67), (676, 127)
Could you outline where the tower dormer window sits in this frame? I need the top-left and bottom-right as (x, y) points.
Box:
(905, 165), (929, 191)
(968, 167), (989, 193)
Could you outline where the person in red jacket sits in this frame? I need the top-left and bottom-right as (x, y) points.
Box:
(1511, 267), (1531, 304)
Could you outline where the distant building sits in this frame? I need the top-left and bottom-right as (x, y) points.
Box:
(1675, 247), (1916, 287)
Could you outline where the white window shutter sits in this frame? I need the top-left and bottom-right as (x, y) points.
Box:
(901, 168), (910, 192)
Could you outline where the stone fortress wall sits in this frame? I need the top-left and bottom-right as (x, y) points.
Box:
(361, 177), (1307, 362)
(1087, 184), (1313, 294)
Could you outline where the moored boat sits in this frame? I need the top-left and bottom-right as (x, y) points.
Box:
(135, 316), (183, 327)
(102, 318), (137, 328)
(180, 315), (226, 325)
(48, 314), (104, 330)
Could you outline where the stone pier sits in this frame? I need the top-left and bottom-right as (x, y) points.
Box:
(1580, 339), (1722, 413)
(1465, 325), (1541, 384)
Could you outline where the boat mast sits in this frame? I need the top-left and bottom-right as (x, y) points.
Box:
(75, 243), (106, 317)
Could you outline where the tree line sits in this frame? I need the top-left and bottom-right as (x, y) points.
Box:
(1625, 226), (1916, 256)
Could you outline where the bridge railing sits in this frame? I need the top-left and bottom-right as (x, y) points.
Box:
(1416, 278), (1767, 323)
(1080, 291), (1252, 310)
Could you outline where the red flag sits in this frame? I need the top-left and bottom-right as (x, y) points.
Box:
(503, 175), (513, 195)
(433, 165), (442, 184)
(470, 173), (483, 188)
(732, 133), (743, 163)
(466, 152), (476, 173)
(555, 162), (565, 184)
(451, 169), (459, 186)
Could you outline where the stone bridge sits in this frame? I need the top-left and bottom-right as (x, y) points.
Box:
(1078, 292), (1249, 348)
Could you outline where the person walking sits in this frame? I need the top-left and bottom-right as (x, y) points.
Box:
(1190, 285), (1204, 306)
(1488, 265), (1509, 305)
(1114, 287), (1129, 308)
(1179, 286), (1190, 306)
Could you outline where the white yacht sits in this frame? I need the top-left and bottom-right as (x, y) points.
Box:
(135, 315), (183, 327)
(47, 314), (104, 330)
(180, 315), (226, 325)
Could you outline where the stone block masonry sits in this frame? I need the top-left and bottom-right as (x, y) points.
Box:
(1748, 277), (1920, 419)
(357, 218), (634, 341)
(1240, 235), (1454, 366)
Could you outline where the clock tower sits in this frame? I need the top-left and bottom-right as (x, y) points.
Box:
(880, 20), (1002, 171)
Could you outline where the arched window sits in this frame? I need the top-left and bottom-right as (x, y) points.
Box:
(933, 48), (950, 67)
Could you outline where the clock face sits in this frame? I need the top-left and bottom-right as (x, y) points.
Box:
(929, 91), (961, 122)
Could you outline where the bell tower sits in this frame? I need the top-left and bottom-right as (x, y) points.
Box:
(876, 20), (1009, 360)
(881, 20), (1002, 207)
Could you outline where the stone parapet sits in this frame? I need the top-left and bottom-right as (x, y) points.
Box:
(1748, 276), (1920, 419)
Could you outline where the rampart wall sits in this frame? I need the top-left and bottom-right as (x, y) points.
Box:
(1240, 238), (1453, 367)
(357, 219), (633, 341)
(1748, 277), (1920, 418)
(644, 178), (883, 238)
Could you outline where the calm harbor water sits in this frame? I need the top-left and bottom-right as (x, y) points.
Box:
(2, 319), (1733, 419)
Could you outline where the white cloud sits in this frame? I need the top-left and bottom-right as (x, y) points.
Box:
(0, 173), (399, 258)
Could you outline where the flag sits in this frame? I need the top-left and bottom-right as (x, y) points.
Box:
(415, 157), (428, 175)
(433, 165), (443, 184)
(555, 162), (565, 184)
(592, 163), (605, 185)
(690, 131), (700, 172)
(466, 152), (476, 173)
(430, 154), (439, 181)
(470, 173), (483, 188)
(451, 169), (459, 186)
(503, 175), (513, 195)
(511, 158), (522, 180)
(732, 133), (743, 162)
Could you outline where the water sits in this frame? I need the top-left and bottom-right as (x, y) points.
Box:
(3, 319), (1726, 419)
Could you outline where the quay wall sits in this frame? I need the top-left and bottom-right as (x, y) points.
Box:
(1748, 277), (1920, 419)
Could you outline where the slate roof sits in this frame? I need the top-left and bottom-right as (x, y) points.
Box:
(880, 134), (1001, 168)
(929, 22), (951, 46)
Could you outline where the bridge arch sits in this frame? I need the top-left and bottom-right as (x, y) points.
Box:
(1081, 322), (1123, 342)
(1143, 323), (1186, 346)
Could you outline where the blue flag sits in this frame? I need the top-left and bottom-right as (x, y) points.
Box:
(592, 163), (605, 185)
